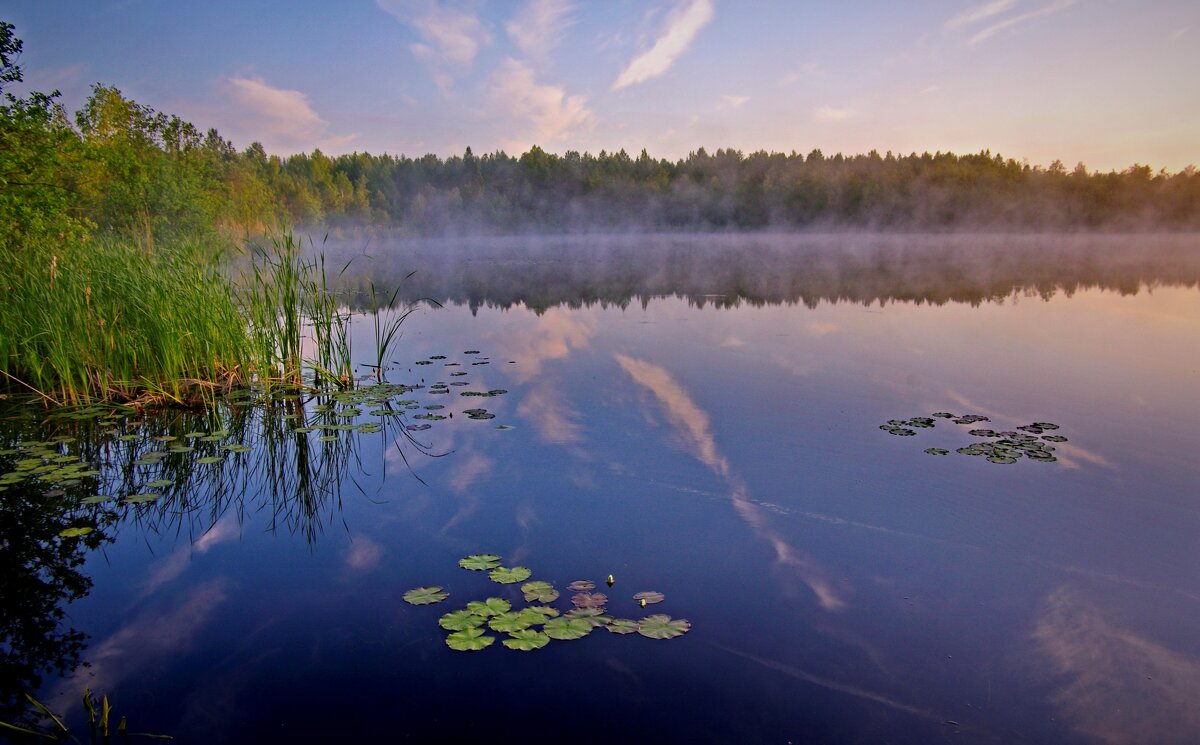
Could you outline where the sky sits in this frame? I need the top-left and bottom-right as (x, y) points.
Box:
(4, 0), (1198, 171)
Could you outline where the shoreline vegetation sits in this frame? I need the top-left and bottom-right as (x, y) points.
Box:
(2, 21), (1198, 405)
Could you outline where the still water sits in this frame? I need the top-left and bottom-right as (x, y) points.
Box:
(3, 235), (1200, 744)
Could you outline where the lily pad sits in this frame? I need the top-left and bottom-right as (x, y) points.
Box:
(459, 553), (502, 571)
(924, 448), (950, 456)
(503, 629), (550, 651)
(406, 424), (432, 431)
(637, 614), (691, 640)
(521, 580), (559, 603)
(542, 617), (593, 640)
(606, 619), (640, 635)
(446, 627), (494, 651)
(572, 592), (608, 609)
(439, 610), (485, 631)
(58, 526), (93, 538)
(79, 495), (111, 504)
(1042, 435), (1068, 442)
(466, 597), (511, 617)
(488, 612), (533, 633)
(124, 493), (162, 503)
(987, 455), (1018, 465)
(568, 580), (595, 592)
(402, 586), (449, 605)
(516, 607), (558, 626)
(489, 566), (532, 584)
(633, 591), (665, 605)
(932, 412), (955, 418)
(1032, 422), (1060, 430)
(145, 479), (174, 489)
(564, 608), (612, 627)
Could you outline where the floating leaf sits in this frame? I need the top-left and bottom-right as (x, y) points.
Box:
(466, 597), (511, 617)
(406, 424), (432, 431)
(488, 612), (533, 633)
(58, 526), (93, 538)
(1032, 422), (1060, 430)
(637, 614), (691, 640)
(568, 580), (595, 592)
(459, 553), (502, 571)
(446, 627), (494, 651)
(924, 448), (950, 456)
(496, 424), (514, 431)
(79, 495), (111, 504)
(402, 586), (449, 605)
(565, 608), (612, 627)
(503, 629), (550, 651)
(517, 607), (558, 626)
(633, 591), (665, 605)
(489, 566), (532, 584)
(606, 619), (639, 635)
(124, 493), (162, 503)
(571, 592), (608, 609)
(145, 479), (173, 489)
(932, 412), (955, 418)
(1041, 435), (1068, 442)
(543, 617), (593, 640)
(521, 580), (559, 603)
(439, 610), (485, 631)
(987, 455), (1018, 465)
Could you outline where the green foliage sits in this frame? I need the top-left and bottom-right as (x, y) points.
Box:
(402, 586), (449, 606)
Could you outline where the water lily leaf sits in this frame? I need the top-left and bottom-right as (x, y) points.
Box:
(606, 619), (639, 635)
(446, 627), (494, 651)
(565, 608), (612, 627)
(633, 591), (665, 605)
(1032, 422), (1060, 430)
(406, 424), (432, 431)
(402, 586), (449, 605)
(58, 526), (93, 538)
(503, 629), (550, 651)
(908, 417), (936, 428)
(1041, 435), (1068, 442)
(488, 612), (533, 633)
(968, 429), (997, 438)
(459, 553), (502, 571)
(466, 597), (511, 617)
(450, 372), (468, 376)
(496, 424), (514, 431)
(571, 592), (608, 609)
(124, 493), (162, 503)
(521, 605), (559, 619)
(987, 455), (1018, 465)
(79, 495), (111, 504)
(464, 350), (480, 354)
(489, 566), (532, 584)
(932, 412), (955, 418)
(924, 448), (950, 456)
(542, 617), (593, 640)
(224, 444), (252, 454)
(638, 614), (691, 640)
(516, 607), (558, 626)
(145, 479), (173, 489)
(521, 580), (559, 603)
(439, 610), (485, 631)
(568, 580), (595, 592)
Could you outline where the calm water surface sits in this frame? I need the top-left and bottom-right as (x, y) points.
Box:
(3, 235), (1199, 744)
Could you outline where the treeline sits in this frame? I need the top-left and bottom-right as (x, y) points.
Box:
(4, 27), (1200, 247)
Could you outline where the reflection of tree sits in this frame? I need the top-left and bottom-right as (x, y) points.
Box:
(0, 477), (105, 720)
(324, 233), (1200, 313)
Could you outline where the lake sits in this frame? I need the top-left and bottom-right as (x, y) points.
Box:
(3, 233), (1200, 744)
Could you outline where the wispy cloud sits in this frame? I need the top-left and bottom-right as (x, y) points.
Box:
(491, 58), (593, 148)
(224, 76), (357, 152)
(612, 0), (714, 91)
(718, 94), (750, 110)
(949, 0), (1079, 45)
(813, 105), (854, 123)
(944, 0), (1018, 30)
(507, 0), (576, 60)
(378, 0), (492, 87)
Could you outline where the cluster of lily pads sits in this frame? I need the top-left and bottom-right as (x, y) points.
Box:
(880, 412), (1068, 465)
(403, 554), (692, 652)
(400, 350), (511, 430)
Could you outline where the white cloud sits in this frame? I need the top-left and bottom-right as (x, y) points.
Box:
(378, 0), (492, 86)
(612, 0), (714, 90)
(944, 0), (1018, 30)
(719, 94), (750, 110)
(225, 76), (356, 152)
(507, 0), (576, 60)
(491, 58), (593, 147)
(965, 0), (1078, 45)
(813, 105), (854, 123)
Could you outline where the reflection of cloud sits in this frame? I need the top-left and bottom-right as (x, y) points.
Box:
(345, 536), (384, 571)
(612, 0), (714, 90)
(615, 353), (847, 611)
(718, 335), (745, 348)
(518, 383), (584, 444)
(142, 520), (237, 597)
(945, 390), (1113, 470)
(505, 306), (595, 382)
(449, 452), (495, 493)
(62, 580), (228, 708)
(715, 643), (940, 721)
(805, 320), (840, 337)
(1034, 588), (1200, 744)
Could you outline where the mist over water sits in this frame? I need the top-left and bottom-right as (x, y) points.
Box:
(308, 232), (1200, 311)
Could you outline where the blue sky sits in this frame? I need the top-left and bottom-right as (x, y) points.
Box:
(5, 0), (1198, 170)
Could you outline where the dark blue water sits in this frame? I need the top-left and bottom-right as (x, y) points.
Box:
(3, 235), (1200, 743)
